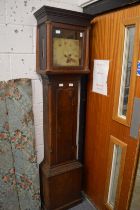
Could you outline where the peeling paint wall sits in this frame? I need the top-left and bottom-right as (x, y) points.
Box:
(0, 0), (82, 163)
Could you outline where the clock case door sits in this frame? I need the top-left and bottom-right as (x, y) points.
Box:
(43, 75), (79, 166)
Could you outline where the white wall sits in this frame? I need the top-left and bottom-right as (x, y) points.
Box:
(0, 0), (82, 163)
(78, 0), (99, 7)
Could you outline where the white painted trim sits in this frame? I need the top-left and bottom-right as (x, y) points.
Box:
(79, 0), (100, 8)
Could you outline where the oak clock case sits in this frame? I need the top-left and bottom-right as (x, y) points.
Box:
(34, 6), (92, 210)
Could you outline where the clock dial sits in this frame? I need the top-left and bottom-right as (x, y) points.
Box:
(53, 38), (80, 66)
(53, 28), (83, 67)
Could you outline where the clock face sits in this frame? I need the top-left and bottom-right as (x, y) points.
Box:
(53, 38), (80, 66)
(52, 28), (83, 67)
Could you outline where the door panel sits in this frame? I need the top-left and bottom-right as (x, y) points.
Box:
(84, 5), (140, 210)
(105, 136), (127, 210)
(56, 87), (77, 164)
(113, 19), (139, 126)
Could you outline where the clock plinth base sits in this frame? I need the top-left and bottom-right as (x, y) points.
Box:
(40, 161), (83, 210)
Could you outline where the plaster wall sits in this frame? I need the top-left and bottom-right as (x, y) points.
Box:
(0, 0), (82, 163)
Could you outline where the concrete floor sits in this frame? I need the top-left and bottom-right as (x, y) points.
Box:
(130, 156), (140, 210)
(69, 200), (96, 210)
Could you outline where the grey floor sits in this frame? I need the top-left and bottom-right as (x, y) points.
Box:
(130, 156), (140, 210)
(69, 200), (96, 210)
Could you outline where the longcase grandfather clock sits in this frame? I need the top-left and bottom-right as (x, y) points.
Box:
(34, 6), (92, 210)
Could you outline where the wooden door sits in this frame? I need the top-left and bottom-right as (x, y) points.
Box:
(84, 5), (140, 210)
